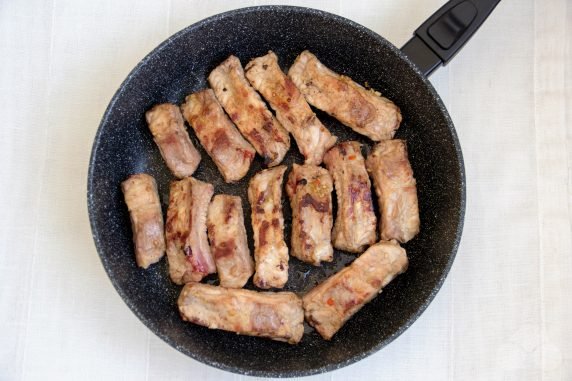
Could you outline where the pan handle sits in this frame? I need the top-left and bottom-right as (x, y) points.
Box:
(401, 0), (500, 77)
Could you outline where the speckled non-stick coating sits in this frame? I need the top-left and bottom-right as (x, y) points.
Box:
(88, 6), (465, 377)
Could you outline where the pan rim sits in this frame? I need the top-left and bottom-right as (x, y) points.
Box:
(87, 5), (466, 377)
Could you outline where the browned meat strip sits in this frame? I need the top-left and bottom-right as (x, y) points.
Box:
(288, 51), (402, 141)
(208, 55), (290, 167)
(121, 174), (165, 269)
(145, 103), (201, 178)
(323, 141), (377, 253)
(207, 195), (254, 288)
(366, 140), (420, 243)
(285, 164), (334, 265)
(178, 283), (304, 344)
(245, 51), (337, 165)
(165, 177), (216, 284)
(303, 240), (408, 340)
(181, 89), (255, 182)
(248, 166), (289, 289)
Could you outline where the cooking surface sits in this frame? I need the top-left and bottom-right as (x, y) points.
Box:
(1, 0), (571, 380)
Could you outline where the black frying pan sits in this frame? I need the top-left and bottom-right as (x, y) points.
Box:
(88, 1), (499, 377)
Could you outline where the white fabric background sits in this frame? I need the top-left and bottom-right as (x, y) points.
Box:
(1, 0), (570, 380)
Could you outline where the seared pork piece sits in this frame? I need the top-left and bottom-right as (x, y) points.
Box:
(248, 166), (289, 289)
(366, 140), (420, 243)
(165, 177), (216, 284)
(208, 55), (290, 167)
(121, 174), (165, 269)
(145, 103), (201, 178)
(207, 195), (254, 288)
(245, 51), (336, 165)
(181, 89), (255, 182)
(285, 164), (334, 265)
(288, 51), (402, 141)
(303, 240), (408, 340)
(178, 283), (304, 344)
(323, 141), (377, 253)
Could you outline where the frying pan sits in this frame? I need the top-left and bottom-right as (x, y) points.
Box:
(88, 1), (499, 377)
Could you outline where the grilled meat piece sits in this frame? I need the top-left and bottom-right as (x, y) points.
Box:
(323, 141), (377, 253)
(121, 174), (165, 268)
(145, 103), (201, 178)
(209, 55), (290, 166)
(207, 195), (254, 288)
(165, 177), (216, 284)
(248, 166), (289, 289)
(245, 51), (336, 165)
(366, 140), (420, 243)
(303, 240), (408, 340)
(289, 51), (402, 141)
(178, 283), (304, 344)
(285, 164), (334, 265)
(181, 89), (255, 182)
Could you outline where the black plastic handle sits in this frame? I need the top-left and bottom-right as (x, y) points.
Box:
(401, 0), (500, 77)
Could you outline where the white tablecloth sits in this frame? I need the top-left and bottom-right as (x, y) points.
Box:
(1, 0), (570, 380)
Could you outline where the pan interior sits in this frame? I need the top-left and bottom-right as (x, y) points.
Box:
(88, 6), (464, 377)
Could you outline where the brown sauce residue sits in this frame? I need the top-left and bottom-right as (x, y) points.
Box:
(259, 220), (270, 247)
(213, 239), (236, 259)
(300, 193), (330, 213)
(212, 129), (230, 151)
(255, 190), (267, 214)
(349, 178), (373, 211)
(241, 148), (255, 161)
(284, 77), (298, 98)
(279, 102), (290, 112)
(159, 131), (180, 147)
(343, 298), (359, 313)
(300, 229), (313, 251)
(224, 200), (236, 223)
(248, 129), (264, 148)
(166, 210), (178, 226)
(262, 122), (273, 133)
